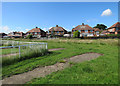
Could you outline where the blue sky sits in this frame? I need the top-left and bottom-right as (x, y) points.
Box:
(1, 2), (118, 33)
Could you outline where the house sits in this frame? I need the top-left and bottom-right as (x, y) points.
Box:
(100, 30), (109, 36)
(93, 28), (101, 36)
(0, 33), (7, 38)
(48, 25), (67, 37)
(7, 32), (24, 38)
(26, 27), (46, 38)
(72, 23), (95, 37)
(107, 22), (120, 34)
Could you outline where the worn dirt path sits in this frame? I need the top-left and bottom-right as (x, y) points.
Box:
(2, 53), (102, 84)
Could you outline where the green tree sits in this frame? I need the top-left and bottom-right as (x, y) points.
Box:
(73, 30), (80, 38)
(26, 34), (32, 39)
(94, 24), (107, 30)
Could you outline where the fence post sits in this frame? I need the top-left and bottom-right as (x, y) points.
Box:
(46, 43), (47, 49)
(19, 46), (21, 58)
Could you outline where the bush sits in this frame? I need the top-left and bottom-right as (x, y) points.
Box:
(59, 60), (66, 63)
(26, 34), (33, 39)
(73, 30), (80, 38)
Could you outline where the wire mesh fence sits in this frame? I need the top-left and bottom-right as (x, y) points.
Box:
(0, 40), (48, 66)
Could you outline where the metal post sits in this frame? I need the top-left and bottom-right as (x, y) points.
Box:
(46, 43), (47, 49)
(19, 46), (21, 58)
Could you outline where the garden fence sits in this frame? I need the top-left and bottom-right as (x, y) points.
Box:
(0, 40), (47, 58)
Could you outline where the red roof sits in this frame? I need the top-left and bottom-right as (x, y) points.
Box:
(73, 24), (94, 31)
(27, 27), (45, 33)
(108, 22), (120, 29)
(93, 28), (101, 31)
(49, 25), (67, 32)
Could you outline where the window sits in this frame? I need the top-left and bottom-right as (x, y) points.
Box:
(116, 28), (119, 31)
(30, 32), (32, 34)
(90, 30), (93, 32)
(85, 30), (88, 32)
(57, 31), (59, 33)
(35, 32), (37, 34)
(79, 30), (81, 32)
(96, 31), (99, 33)
(61, 31), (63, 33)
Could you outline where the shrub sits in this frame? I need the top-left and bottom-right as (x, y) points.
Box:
(59, 60), (66, 63)
(73, 30), (80, 38)
(26, 34), (33, 39)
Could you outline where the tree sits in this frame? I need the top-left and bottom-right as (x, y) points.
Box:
(26, 34), (32, 39)
(94, 24), (107, 30)
(73, 30), (80, 38)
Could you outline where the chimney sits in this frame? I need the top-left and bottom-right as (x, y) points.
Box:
(82, 23), (84, 25)
(56, 25), (58, 27)
(36, 27), (38, 28)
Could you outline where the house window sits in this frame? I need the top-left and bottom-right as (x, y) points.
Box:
(61, 31), (63, 33)
(57, 31), (59, 33)
(73, 30), (76, 32)
(35, 32), (37, 34)
(116, 28), (119, 31)
(78, 30), (81, 32)
(90, 30), (93, 32)
(85, 30), (88, 32)
(96, 31), (99, 33)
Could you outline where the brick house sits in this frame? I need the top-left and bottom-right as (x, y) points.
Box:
(26, 27), (46, 38)
(93, 28), (101, 36)
(72, 23), (95, 37)
(0, 33), (7, 38)
(107, 22), (120, 34)
(48, 25), (67, 37)
(7, 32), (24, 38)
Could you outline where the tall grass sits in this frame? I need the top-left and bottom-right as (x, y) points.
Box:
(2, 45), (48, 66)
(0, 40), (20, 46)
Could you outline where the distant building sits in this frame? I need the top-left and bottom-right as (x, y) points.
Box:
(93, 28), (101, 36)
(26, 27), (46, 38)
(101, 30), (109, 35)
(107, 22), (120, 34)
(7, 32), (24, 38)
(48, 25), (67, 37)
(0, 33), (7, 38)
(72, 23), (95, 37)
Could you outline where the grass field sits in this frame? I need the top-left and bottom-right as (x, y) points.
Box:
(2, 38), (118, 84)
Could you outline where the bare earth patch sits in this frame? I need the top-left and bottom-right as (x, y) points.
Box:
(2, 52), (103, 84)
(48, 48), (65, 51)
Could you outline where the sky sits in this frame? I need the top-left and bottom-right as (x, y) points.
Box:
(1, 2), (118, 33)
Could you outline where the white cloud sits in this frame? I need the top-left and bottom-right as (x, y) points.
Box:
(0, 26), (13, 33)
(0, 26), (30, 33)
(72, 26), (75, 28)
(25, 29), (29, 32)
(43, 28), (49, 31)
(86, 20), (90, 23)
(101, 9), (112, 16)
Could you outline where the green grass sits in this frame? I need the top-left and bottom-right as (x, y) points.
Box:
(2, 39), (118, 84)
(2, 45), (48, 66)
(1, 48), (19, 55)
